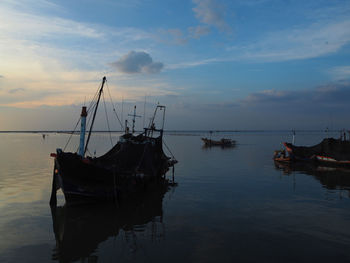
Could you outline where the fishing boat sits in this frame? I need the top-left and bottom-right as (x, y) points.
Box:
(274, 138), (350, 167)
(201, 137), (235, 147)
(50, 76), (177, 206)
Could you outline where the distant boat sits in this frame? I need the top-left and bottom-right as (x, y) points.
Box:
(201, 137), (236, 147)
(274, 138), (350, 166)
(50, 77), (177, 206)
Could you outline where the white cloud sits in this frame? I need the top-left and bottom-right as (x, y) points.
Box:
(112, 51), (164, 74)
(0, 2), (159, 108)
(0, 5), (102, 39)
(2, 0), (61, 12)
(166, 58), (223, 70)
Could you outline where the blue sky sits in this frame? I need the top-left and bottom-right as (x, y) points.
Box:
(0, 0), (350, 130)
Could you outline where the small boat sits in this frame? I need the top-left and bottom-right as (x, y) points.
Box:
(50, 77), (177, 206)
(274, 138), (350, 167)
(201, 137), (235, 147)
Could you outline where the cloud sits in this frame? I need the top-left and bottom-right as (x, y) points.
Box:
(166, 58), (223, 70)
(241, 81), (350, 112)
(8, 88), (25, 94)
(329, 66), (350, 80)
(159, 26), (211, 45)
(228, 19), (350, 62)
(0, 3), (152, 70)
(0, 6), (103, 40)
(172, 81), (350, 130)
(235, 81), (350, 129)
(166, 28), (188, 45)
(188, 25), (211, 39)
(112, 51), (164, 74)
(192, 0), (230, 32)
(0, 2), (158, 108)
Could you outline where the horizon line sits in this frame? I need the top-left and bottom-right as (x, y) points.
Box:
(0, 129), (342, 133)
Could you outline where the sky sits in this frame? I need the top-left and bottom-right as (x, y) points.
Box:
(1, 0), (350, 131)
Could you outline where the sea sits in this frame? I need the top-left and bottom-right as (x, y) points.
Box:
(0, 131), (350, 263)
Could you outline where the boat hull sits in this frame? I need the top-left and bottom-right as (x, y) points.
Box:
(275, 138), (350, 167)
(53, 135), (174, 206)
(54, 156), (169, 205)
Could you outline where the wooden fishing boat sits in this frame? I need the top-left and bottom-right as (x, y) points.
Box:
(201, 137), (235, 147)
(274, 138), (350, 167)
(50, 77), (177, 206)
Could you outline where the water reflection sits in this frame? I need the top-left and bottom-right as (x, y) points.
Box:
(201, 141), (237, 150)
(201, 145), (237, 150)
(274, 161), (350, 193)
(51, 179), (175, 263)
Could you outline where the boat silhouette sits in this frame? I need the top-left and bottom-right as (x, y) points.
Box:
(50, 77), (177, 206)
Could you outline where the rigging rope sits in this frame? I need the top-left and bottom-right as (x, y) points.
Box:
(85, 101), (96, 134)
(135, 142), (149, 173)
(87, 83), (101, 113)
(106, 81), (124, 130)
(163, 138), (176, 160)
(102, 90), (114, 146)
(62, 78), (123, 152)
(86, 147), (93, 157)
(63, 116), (81, 151)
(63, 79), (101, 151)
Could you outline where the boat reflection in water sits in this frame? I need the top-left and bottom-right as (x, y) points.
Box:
(201, 138), (236, 148)
(274, 161), (350, 193)
(51, 178), (176, 263)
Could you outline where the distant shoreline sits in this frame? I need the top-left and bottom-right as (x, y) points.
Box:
(0, 129), (338, 133)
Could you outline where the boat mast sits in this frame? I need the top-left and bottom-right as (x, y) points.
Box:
(84, 76), (106, 156)
(143, 95), (146, 128)
(147, 105), (165, 137)
(128, 105), (141, 134)
(78, 106), (87, 156)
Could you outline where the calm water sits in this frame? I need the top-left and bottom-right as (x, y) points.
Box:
(1, 131), (350, 262)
